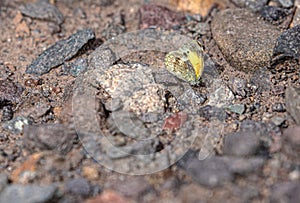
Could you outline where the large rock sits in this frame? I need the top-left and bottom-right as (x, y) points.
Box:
(211, 9), (281, 72)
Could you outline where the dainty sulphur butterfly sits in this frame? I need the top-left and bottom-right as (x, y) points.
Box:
(164, 40), (204, 85)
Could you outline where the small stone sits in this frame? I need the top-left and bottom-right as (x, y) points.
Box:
(82, 166), (99, 180)
(211, 9), (281, 72)
(198, 105), (227, 121)
(285, 86), (300, 125)
(1, 105), (13, 121)
(226, 104), (245, 115)
(0, 184), (57, 203)
(272, 103), (286, 112)
(223, 131), (260, 156)
(250, 67), (272, 92)
(85, 190), (128, 203)
(0, 80), (22, 107)
(19, 1), (64, 25)
(230, 0), (268, 11)
(66, 178), (91, 196)
(23, 124), (75, 154)
(271, 116), (286, 126)
(207, 84), (235, 108)
(138, 4), (185, 29)
(2, 116), (30, 134)
(283, 126), (300, 148)
(184, 156), (233, 187)
(228, 77), (247, 98)
(26, 29), (95, 75)
(260, 6), (289, 24)
(273, 24), (300, 61)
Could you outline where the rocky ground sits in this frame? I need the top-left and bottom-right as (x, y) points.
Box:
(0, 0), (300, 202)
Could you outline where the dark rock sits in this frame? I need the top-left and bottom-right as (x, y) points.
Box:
(272, 103), (286, 112)
(230, 0), (268, 11)
(285, 86), (300, 125)
(273, 24), (300, 61)
(250, 67), (273, 92)
(198, 105), (227, 121)
(0, 184), (57, 203)
(26, 29), (95, 75)
(211, 9), (281, 72)
(1, 105), (13, 121)
(138, 4), (185, 29)
(20, 1), (64, 25)
(260, 6), (289, 24)
(101, 12), (126, 40)
(227, 77), (247, 98)
(223, 131), (260, 156)
(23, 124), (76, 154)
(65, 178), (91, 196)
(270, 181), (300, 203)
(2, 116), (30, 134)
(0, 80), (22, 108)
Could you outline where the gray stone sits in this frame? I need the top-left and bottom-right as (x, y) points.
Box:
(68, 58), (88, 77)
(185, 156), (233, 187)
(286, 86), (300, 125)
(0, 173), (8, 193)
(223, 131), (260, 156)
(23, 124), (76, 154)
(277, 0), (294, 8)
(271, 116), (286, 126)
(207, 84), (234, 108)
(0, 80), (22, 107)
(26, 29), (95, 75)
(211, 9), (281, 72)
(2, 116), (30, 134)
(226, 104), (245, 115)
(65, 178), (91, 196)
(0, 184), (57, 203)
(20, 1), (64, 25)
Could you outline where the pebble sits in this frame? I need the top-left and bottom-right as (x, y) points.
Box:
(272, 102), (286, 112)
(26, 29), (95, 75)
(226, 104), (246, 115)
(227, 77), (247, 98)
(271, 116), (286, 126)
(22, 124), (76, 154)
(223, 131), (260, 156)
(207, 84), (235, 108)
(82, 166), (99, 180)
(1, 105), (13, 121)
(19, 1), (64, 25)
(185, 156), (233, 187)
(65, 178), (91, 196)
(273, 24), (300, 61)
(283, 126), (300, 148)
(0, 184), (57, 203)
(285, 86), (300, 125)
(138, 4), (185, 29)
(0, 80), (22, 107)
(2, 116), (30, 134)
(211, 9), (281, 72)
(250, 67), (272, 93)
(260, 6), (289, 24)
(230, 0), (268, 11)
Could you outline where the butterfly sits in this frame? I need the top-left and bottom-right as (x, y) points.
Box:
(164, 40), (204, 85)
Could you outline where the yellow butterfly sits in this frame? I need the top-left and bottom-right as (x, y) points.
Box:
(164, 40), (204, 85)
